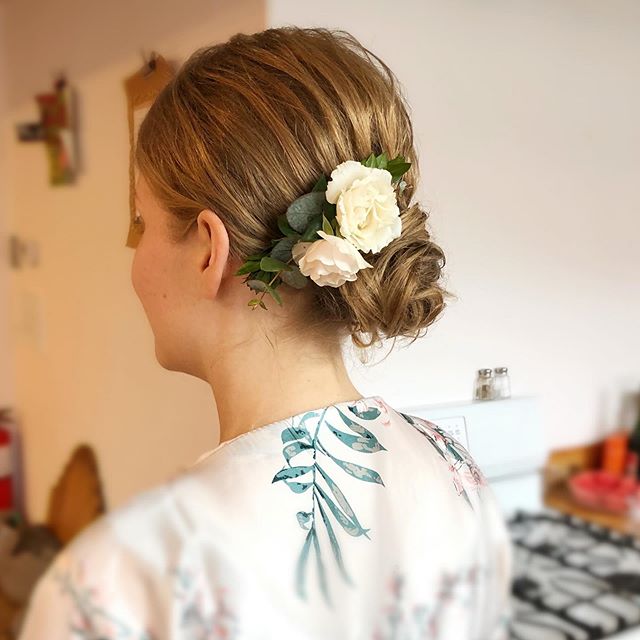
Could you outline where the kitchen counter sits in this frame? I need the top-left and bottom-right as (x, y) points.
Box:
(544, 479), (640, 536)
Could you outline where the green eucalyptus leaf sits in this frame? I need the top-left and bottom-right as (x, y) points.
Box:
(245, 252), (267, 261)
(268, 285), (283, 306)
(270, 237), (297, 263)
(277, 214), (300, 238)
(247, 279), (269, 293)
(361, 153), (376, 168)
(286, 192), (326, 233)
(260, 256), (292, 272)
(322, 200), (337, 218)
(281, 265), (308, 289)
(386, 156), (411, 181)
(248, 278), (282, 305)
(321, 214), (334, 235)
(312, 174), (328, 192)
(255, 271), (272, 283)
(234, 261), (261, 276)
(388, 164), (411, 182)
(301, 213), (323, 241)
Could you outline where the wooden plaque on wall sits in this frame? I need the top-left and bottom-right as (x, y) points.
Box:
(123, 53), (175, 248)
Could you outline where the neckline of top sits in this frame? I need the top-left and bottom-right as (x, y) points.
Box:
(191, 394), (387, 468)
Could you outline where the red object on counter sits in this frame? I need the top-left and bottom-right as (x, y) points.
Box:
(602, 430), (629, 476)
(625, 451), (639, 479)
(569, 469), (638, 514)
(0, 426), (14, 511)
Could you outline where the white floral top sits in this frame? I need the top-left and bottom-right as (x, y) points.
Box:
(19, 395), (513, 639)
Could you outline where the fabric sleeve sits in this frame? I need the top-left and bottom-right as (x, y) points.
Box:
(475, 480), (514, 640)
(18, 517), (160, 640)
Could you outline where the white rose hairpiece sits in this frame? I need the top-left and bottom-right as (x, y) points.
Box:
(234, 152), (411, 310)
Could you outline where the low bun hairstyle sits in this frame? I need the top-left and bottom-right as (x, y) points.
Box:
(135, 26), (451, 353)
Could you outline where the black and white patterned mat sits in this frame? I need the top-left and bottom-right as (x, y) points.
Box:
(506, 509), (640, 640)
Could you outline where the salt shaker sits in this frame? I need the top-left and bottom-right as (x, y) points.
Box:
(474, 368), (494, 401)
(493, 367), (511, 399)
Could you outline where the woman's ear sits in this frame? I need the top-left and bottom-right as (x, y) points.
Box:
(197, 209), (230, 299)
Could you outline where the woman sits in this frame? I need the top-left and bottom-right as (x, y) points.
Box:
(19, 26), (512, 639)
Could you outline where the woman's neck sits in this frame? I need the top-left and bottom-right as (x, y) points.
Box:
(203, 334), (364, 446)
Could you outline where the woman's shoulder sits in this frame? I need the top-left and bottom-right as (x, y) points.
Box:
(395, 410), (495, 511)
(19, 481), (189, 639)
(20, 478), (200, 632)
(41, 481), (172, 578)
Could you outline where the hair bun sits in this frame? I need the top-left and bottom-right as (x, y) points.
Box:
(312, 202), (450, 351)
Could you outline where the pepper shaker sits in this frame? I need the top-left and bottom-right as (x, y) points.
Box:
(473, 368), (494, 401)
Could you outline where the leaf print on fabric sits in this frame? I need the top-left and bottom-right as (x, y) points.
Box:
(347, 405), (381, 421)
(317, 439), (384, 485)
(272, 401), (386, 605)
(325, 421), (386, 453)
(314, 493), (353, 586)
(283, 440), (313, 462)
(284, 480), (313, 493)
(296, 511), (313, 529)
(272, 465), (314, 481)
(399, 412), (487, 511)
(52, 565), (158, 640)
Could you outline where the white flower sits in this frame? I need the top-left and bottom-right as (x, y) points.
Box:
(325, 160), (402, 254)
(293, 231), (372, 288)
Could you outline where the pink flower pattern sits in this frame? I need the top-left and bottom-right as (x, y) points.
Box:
(372, 565), (490, 639)
(399, 412), (488, 510)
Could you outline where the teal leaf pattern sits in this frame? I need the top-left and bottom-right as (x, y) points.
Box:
(314, 496), (353, 586)
(325, 421), (386, 453)
(272, 401), (386, 604)
(283, 480), (312, 493)
(296, 511), (313, 530)
(317, 440), (384, 485)
(272, 465), (313, 482)
(313, 477), (370, 538)
(281, 424), (311, 444)
(347, 405), (381, 421)
(295, 529), (314, 599)
(283, 441), (313, 462)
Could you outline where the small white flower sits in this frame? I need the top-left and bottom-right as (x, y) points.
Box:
(325, 160), (402, 254)
(294, 231), (372, 288)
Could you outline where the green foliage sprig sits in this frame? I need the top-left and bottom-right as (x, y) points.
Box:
(234, 152), (411, 310)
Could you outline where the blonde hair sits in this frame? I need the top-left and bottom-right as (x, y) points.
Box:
(135, 26), (451, 353)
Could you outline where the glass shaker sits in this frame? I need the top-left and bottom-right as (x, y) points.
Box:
(493, 367), (511, 399)
(474, 368), (494, 401)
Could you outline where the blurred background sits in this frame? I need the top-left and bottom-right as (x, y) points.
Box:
(0, 1), (639, 638)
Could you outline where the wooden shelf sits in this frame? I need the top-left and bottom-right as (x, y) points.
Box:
(542, 436), (640, 536)
(544, 480), (640, 536)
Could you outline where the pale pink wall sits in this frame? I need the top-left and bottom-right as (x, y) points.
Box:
(3, 0), (266, 522)
(0, 3), (14, 410)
